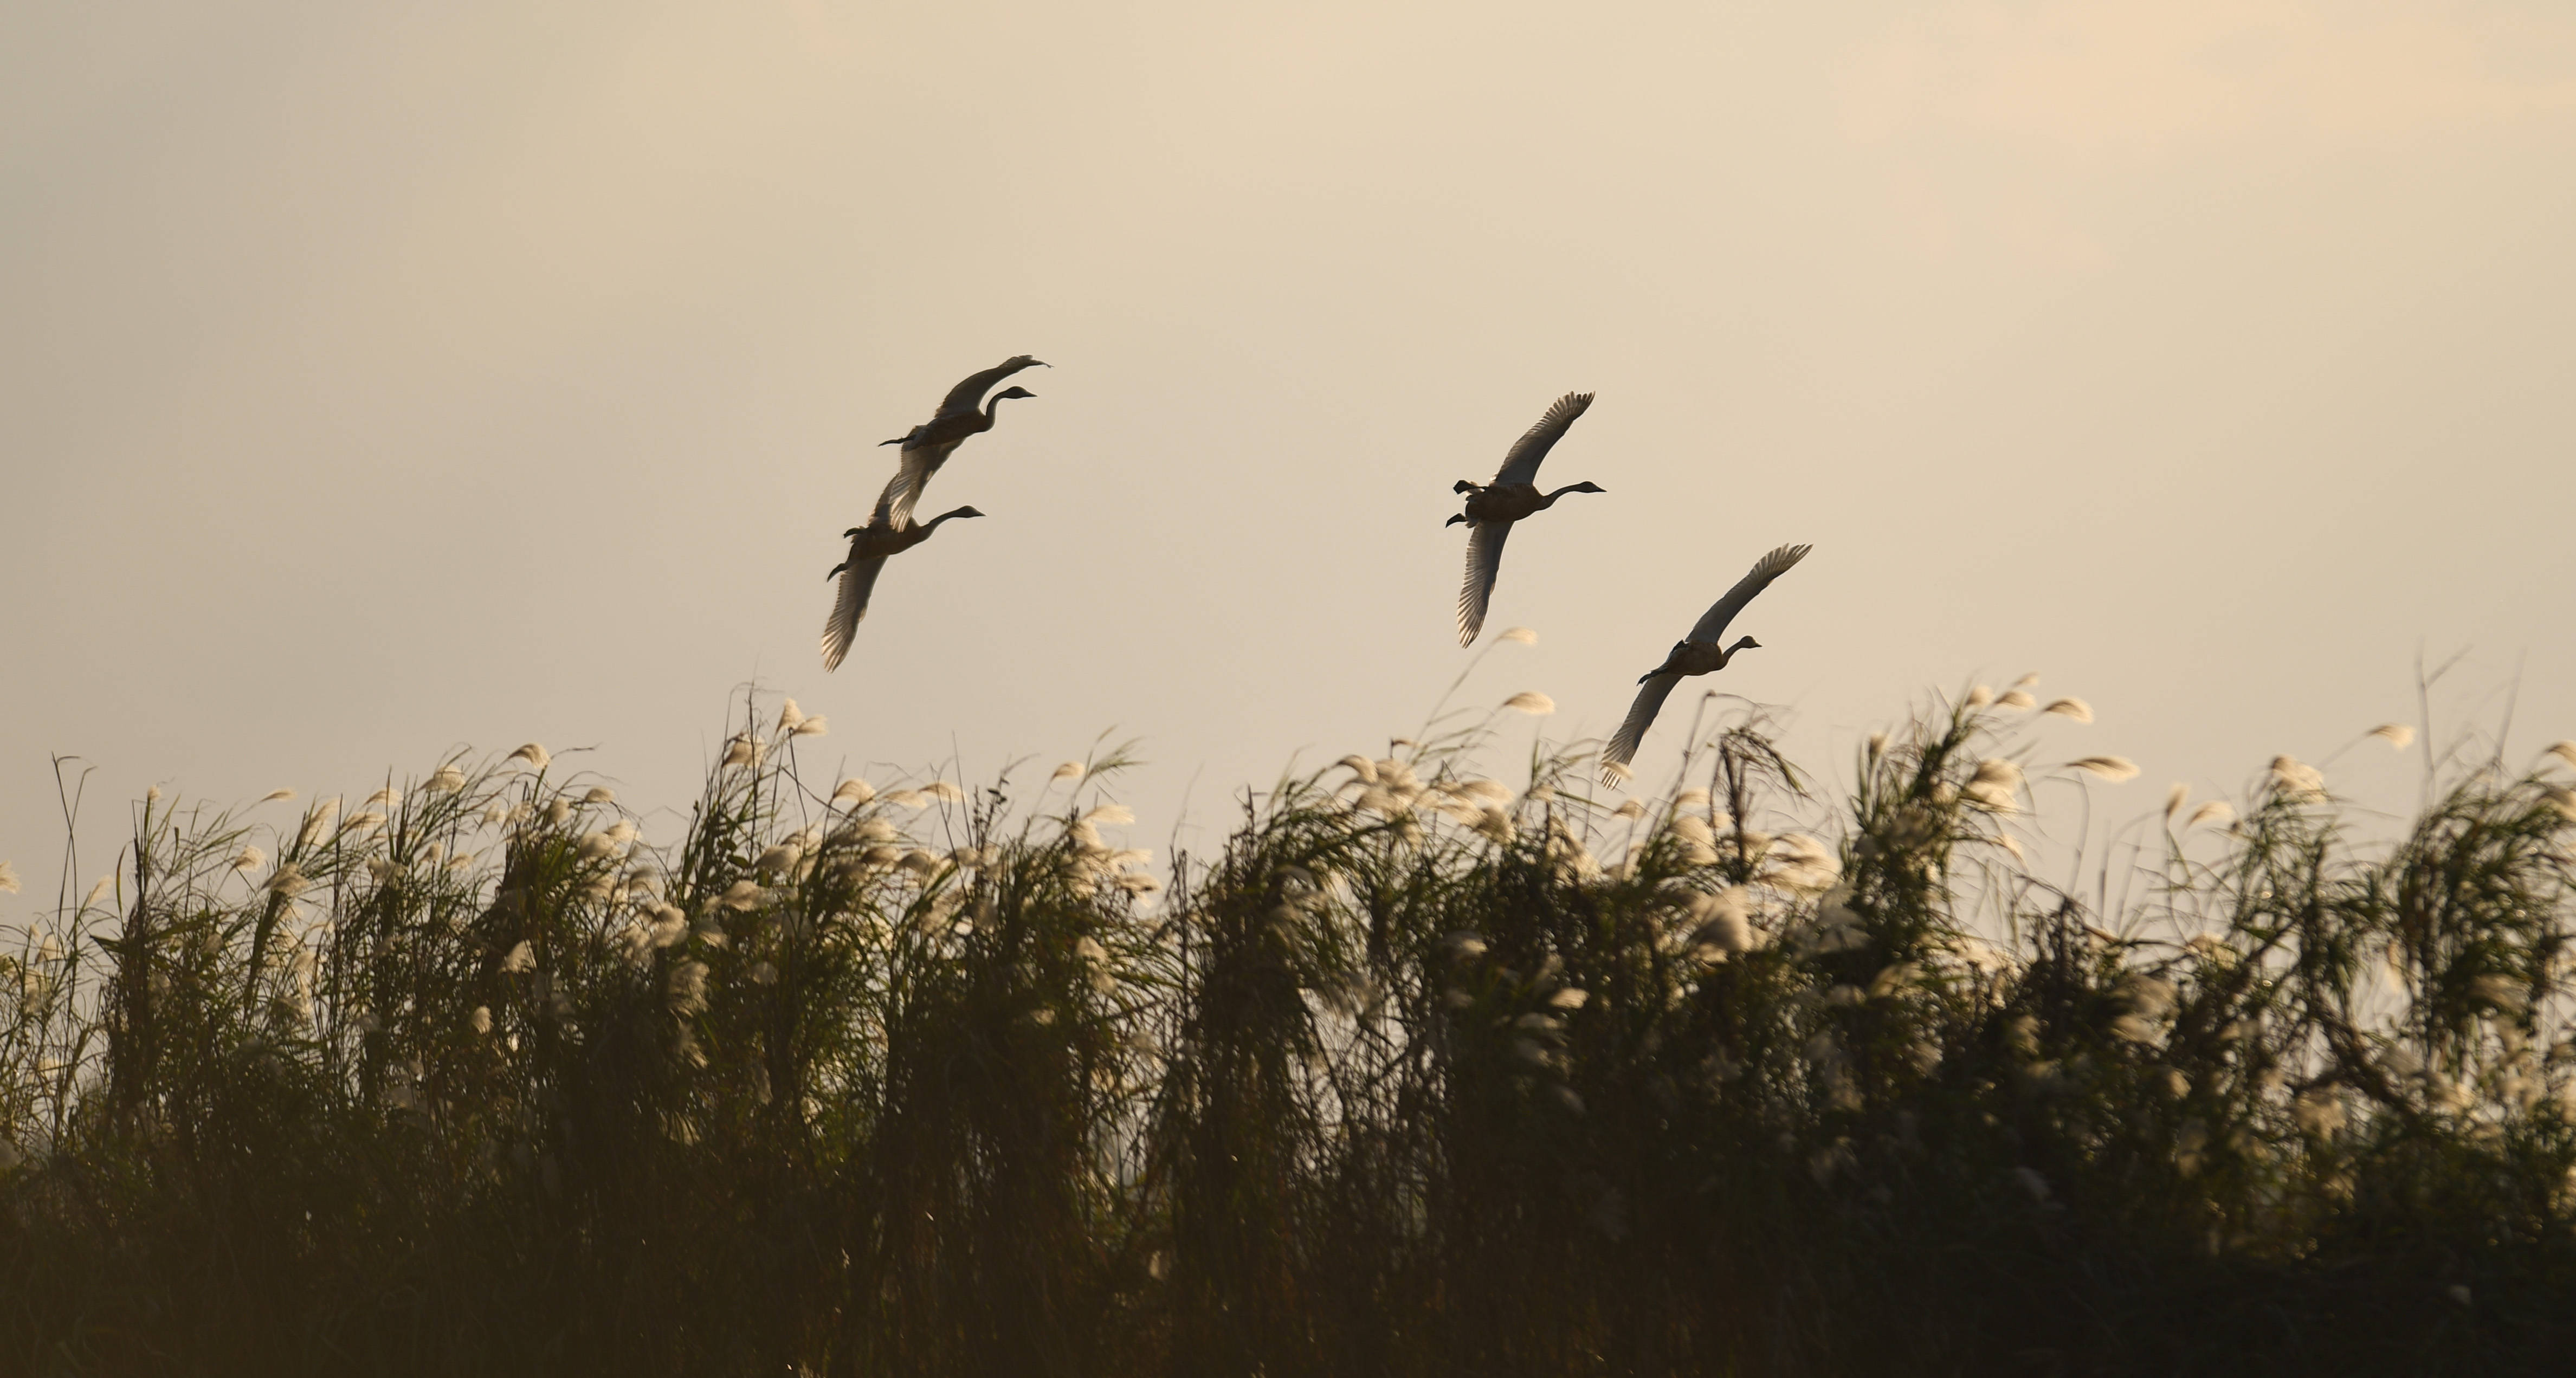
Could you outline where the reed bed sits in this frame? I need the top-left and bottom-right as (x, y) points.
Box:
(4, 691), (2574, 1376)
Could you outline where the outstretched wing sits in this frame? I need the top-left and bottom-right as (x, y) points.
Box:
(820, 552), (891, 672)
(1685, 542), (1812, 646)
(1455, 521), (1512, 647)
(1491, 391), (1594, 487)
(873, 437), (964, 531)
(1603, 672), (1681, 785)
(935, 354), (1045, 419)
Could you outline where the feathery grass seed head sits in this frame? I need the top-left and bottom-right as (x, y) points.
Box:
(669, 960), (711, 1015)
(2470, 972), (2530, 1015)
(1967, 759), (2023, 811)
(2269, 756), (2326, 799)
(299, 801), (340, 850)
(2293, 1089), (2346, 1137)
(1689, 888), (1756, 955)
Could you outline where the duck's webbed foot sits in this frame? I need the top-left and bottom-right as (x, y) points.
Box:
(1453, 479), (1481, 495)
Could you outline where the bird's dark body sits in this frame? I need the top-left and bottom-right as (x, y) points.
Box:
(1638, 636), (1759, 683)
(1446, 479), (1605, 528)
(888, 407), (995, 452)
(827, 521), (939, 577)
(1459, 483), (1549, 523)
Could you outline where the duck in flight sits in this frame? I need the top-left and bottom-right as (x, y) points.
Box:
(819, 504), (985, 672)
(1449, 391), (1606, 646)
(875, 355), (1044, 528)
(1600, 542), (1812, 785)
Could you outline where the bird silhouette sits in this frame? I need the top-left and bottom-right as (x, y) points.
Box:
(1449, 391), (1606, 646)
(819, 505), (986, 672)
(1600, 542), (1812, 785)
(874, 355), (1044, 528)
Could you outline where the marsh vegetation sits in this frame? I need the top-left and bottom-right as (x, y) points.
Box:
(5, 688), (2574, 1375)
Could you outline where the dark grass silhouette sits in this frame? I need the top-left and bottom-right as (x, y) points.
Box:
(5, 691), (2575, 1376)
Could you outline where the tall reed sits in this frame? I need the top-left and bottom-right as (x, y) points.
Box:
(4, 692), (2572, 1375)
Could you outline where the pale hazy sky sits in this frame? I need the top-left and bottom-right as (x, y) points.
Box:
(5, 1), (2573, 887)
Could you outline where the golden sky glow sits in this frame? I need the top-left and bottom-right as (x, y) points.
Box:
(5, 0), (2572, 857)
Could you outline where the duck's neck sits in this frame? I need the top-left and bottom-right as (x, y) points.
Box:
(978, 392), (1018, 431)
